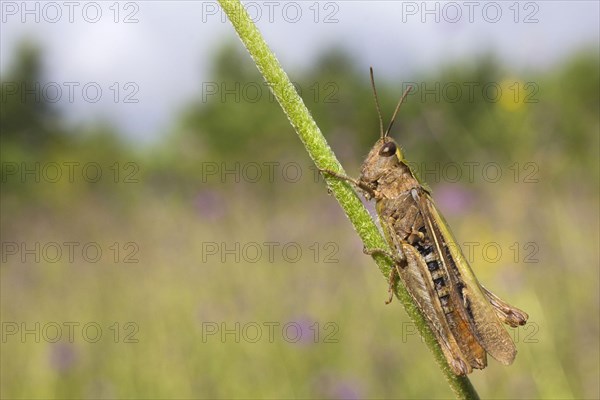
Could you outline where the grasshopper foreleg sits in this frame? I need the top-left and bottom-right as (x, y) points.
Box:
(319, 168), (376, 199)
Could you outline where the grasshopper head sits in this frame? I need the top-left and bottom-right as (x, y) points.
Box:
(360, 137), (403, 184)
(361, 68), (411, 186)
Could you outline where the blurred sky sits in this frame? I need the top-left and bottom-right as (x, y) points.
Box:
(1, 0), (598, 143)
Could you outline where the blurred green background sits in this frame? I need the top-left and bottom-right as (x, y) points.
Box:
(1, 5), (599, 400)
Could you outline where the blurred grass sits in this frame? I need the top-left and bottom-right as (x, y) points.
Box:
(1, 43), (599, 399)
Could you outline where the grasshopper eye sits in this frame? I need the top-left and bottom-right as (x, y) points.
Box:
(379, 142), (397, 157)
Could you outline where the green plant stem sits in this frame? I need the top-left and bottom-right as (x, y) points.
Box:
(217, 1), (479, 398)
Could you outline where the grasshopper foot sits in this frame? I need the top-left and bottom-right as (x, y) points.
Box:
(363, 246), (404, 265)
(385, 267), (398, 304)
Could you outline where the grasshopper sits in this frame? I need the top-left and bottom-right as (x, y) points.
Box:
(322, 68), (528, 375)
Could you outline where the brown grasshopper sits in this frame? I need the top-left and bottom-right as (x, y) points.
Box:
(322, 68), (528, 375)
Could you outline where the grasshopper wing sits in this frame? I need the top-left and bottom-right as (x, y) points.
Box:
(417, 190), (520, 365)
(480, 285), (529, 328)
(378, 209), (473, 375)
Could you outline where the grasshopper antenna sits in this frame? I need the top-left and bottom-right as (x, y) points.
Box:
(384, 84), (412, 138)
(369, 67), (385, 140)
